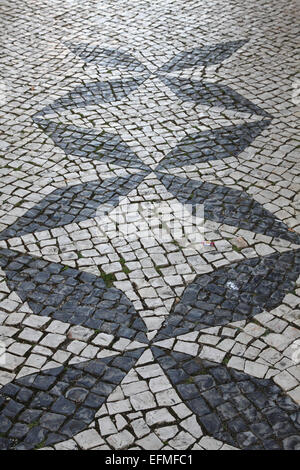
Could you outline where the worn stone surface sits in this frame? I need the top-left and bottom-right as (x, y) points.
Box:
(0, 0), (299, 452)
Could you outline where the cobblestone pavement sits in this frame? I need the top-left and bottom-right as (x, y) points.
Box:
(0, 0), (299, 451)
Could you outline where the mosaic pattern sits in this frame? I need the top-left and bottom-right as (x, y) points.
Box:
(65, 44), (150, 72)
(158, 40), (249, 71)
(153, 348), (300, 450)
(0, 349), (145, 450)
(159, 77), (271, 116)
(156, 249), (300, 340)
(0, 246), (300, 449)
(34, 121), (149, 170)
(34, 78), (149, 115)
(0, 0), (299, 452)
(0, 172), (148, 239)
(157, 120), (272, 168)
(0, 249), (148, 342)
(157, 173), (300, 244)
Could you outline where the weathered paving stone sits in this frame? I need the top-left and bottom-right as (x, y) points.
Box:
(0, 248), (148, 343)
(65, 44), (149, 73)
(0, 172), (148, 239)
(34, 78), (149, 114)
(157, 120), (272, 168)
(0, 349), (145, 449)
(32, 120), (149, 172)
(156, 249), (300, 339)
(156, 172), (300, 244)
(159, 40), (248, 71)
(106, 430), (135, 450)
(74, 429), (104, 449)
(159, 77), (271, 117)
(152, 347), (300, 449)
(0, 0), (299, 453)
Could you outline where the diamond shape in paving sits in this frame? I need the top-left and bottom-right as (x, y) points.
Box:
(156, 172), (300, 244)
(0, 172), (148, 239)
(155, 248), (300, 340)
